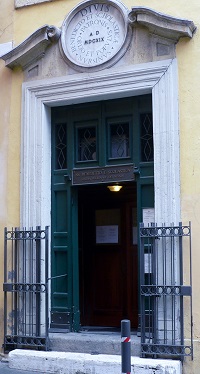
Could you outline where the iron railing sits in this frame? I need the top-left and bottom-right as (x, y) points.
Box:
(140, 222), (193, 360)
(3, 226), (49, 352)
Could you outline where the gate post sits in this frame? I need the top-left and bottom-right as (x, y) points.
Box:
(121, 319), (131, 374)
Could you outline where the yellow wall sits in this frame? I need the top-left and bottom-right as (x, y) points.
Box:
(0, 0), (14, 343)
(177, 32), (200, 374)
(1, 0), (200, 372)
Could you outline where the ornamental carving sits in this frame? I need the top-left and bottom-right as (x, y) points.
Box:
(60, 0), (132, 72)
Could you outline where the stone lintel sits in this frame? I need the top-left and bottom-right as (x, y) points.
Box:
(1, 25), (61, 70)
(129, 7), (196, 41)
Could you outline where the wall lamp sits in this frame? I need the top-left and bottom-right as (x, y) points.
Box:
(107, 184), (123, 192)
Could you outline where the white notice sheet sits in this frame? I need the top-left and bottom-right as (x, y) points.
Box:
(142, 208), (155, 226)
(96, 225), (118, 244)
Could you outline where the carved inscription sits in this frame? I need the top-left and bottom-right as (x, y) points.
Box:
(72, 165), (135, 185)
(64, 2), (126, 67)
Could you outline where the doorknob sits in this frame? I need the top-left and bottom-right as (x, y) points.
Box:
(133, 166), (140, 175)
(64, 173), (71, 181)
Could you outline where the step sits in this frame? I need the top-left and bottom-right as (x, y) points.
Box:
(8, 349), (182, 374)
(49, 331), (141, 356)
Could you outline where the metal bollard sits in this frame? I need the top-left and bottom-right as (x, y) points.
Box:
(121, 319), (131, 374)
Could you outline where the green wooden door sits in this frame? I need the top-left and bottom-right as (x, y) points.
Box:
(51, 107), (79, 331)
(51, 95), (154, 330)
(137, 104), (154, 223)
(136, 103), (154, 327)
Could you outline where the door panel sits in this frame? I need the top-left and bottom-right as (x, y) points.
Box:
(51, 183), (73, 328)
(51, 107), (76, 329)
(79, 183), (138, 328)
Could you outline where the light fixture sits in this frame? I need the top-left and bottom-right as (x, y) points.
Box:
(107, 184), (123, 192)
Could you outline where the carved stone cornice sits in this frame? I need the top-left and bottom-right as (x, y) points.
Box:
(128, 7), (196, 41)
(1, 25), (61, 70)
(1, 6), (196, 71)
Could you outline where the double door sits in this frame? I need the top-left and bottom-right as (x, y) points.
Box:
(51, 95), (154, 330)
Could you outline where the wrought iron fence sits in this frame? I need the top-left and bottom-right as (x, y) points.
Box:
(3, 226), (49, 352)
(140, 222), (193, 360)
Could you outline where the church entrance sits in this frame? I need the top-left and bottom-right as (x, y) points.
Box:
(50, 95), (154, 331)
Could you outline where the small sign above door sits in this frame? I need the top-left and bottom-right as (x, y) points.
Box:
(72, 164), (135, 185)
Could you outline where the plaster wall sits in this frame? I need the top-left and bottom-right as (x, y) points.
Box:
(0, 0), (15, 346)
(0, 0), (200, 373)
(15, 0), (59, 8)
(176, 32), (200, 374)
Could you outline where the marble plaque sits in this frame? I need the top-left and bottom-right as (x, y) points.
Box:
(60, 0), (129, 70)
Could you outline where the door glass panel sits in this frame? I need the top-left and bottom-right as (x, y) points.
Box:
(77, 126), (96, 161)
(55, 123), (67, 169)
(140, 113), (153, 162)
(109, 122), (130, 159)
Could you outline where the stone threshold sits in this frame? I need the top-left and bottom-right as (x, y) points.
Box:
(49, 331), (140, 356)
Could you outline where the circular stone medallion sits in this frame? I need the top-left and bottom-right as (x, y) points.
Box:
(60, 0), (130, 70)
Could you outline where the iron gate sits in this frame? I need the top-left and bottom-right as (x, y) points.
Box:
(140, 222), (193, 360)
(3, 226), (49, 352)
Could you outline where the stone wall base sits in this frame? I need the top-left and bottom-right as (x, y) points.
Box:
(9, 349), (182, 374)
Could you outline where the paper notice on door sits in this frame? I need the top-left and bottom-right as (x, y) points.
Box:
(96, 225), (118, 244)
(142, 208), (155, 226)
(144, 253), (152, 273)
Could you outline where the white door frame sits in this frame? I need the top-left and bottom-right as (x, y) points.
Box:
(21, 58), (180, 229)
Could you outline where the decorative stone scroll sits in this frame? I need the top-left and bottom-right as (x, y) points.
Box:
(128, 7), (196, 41)
(1, 2), (196, 72)
(1, 25), (61, 70)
